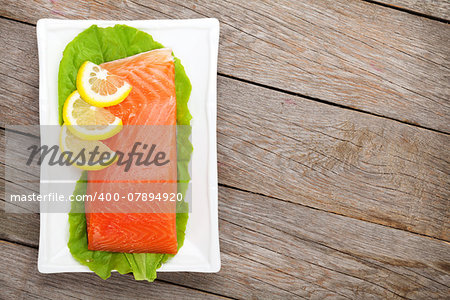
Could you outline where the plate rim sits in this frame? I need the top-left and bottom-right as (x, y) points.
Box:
(36, 18), (221, 274)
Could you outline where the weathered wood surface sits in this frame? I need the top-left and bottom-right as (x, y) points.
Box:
(0, 18), (449, 240)
(216, 77), (450, 241)
(0, 17), (38, 126)
(1, 0), (449, 299)
(1, 0), (449, 132)
(0, 241), (228, 300)
(2, 185), (449, 299)
(374, 0), (450, 20)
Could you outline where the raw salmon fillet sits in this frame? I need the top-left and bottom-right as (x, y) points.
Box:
(86, 48), (178, 254)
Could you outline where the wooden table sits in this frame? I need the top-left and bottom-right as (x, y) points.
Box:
(1, 1), (449, 299)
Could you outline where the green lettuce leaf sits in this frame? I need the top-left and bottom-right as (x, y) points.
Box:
(62, 25), (192, 281)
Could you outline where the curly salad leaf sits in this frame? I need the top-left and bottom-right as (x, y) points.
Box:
(62, 25), (192, 281)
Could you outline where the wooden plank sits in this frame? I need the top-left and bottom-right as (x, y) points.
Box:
(0, 128), (40, 213)
(213, 187), (450, 298)
(1, 0), (449, 132)
(0, 241), (228, 300)
(0, 20), (39, 127)
(0, 209), (39, 246)
(372, 0), (450, 20)
(0, 18), (448, 239)
(1, 186), (449, 298)
(0, 128), (40, 180)
(0, 17), (39, 126)
(216, 76), (450, 241)
(0, 128), (40, 243)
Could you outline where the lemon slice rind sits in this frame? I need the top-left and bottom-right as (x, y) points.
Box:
(77, 61), (132, 107)
(62, 90), (123, 141)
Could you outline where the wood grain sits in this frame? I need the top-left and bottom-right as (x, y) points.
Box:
(372, 0), (450, 20)
(165, 185), (450, 299)
(1, 0), (449, 132)
(0, 17), (39, 125)
(0, 18), (448, 240)
(0, 241), (228, 300)
(216, 76), (450, 241)
(1, 186), (449, 298)
(1, 2), (449, 297)
(0, 209), (39, 246)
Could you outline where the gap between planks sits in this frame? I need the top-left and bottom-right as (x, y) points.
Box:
(362, 0), (450, 23)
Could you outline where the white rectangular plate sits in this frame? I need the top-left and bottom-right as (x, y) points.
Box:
(36, 18), (220, 273)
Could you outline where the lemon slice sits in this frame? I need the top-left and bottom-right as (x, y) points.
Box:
(59, 125), (118, 171)
(77, 61), (132, 107)
(63, 90), (123, 140)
